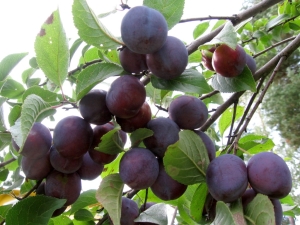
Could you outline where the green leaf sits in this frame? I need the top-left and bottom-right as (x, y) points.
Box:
(188, 50), (201, 64)
(130, 128), (154, 148)
(8, 105), (21, 127)
(5, 195), (66, 225)
(190, 183), (208, 222)
(163, 130), (210, 185)
(34, 10), (69, 87)
(96, 129), (124, 155)
(266, 14), (291, 31)
(0, 169), (9, 181)
(134, 203), (168, 225)
(0, 52), (28, 81)
(4, 153), (18, 171)
(177, 186), (199, 225)
(72, 0), (123, 50)
(211, 66), (257, 93)
(143, 0), (185, 30)
(193, 22), (210, 39)
(244, 194), (275, 225)
(151, 69), (211, 95)
(218, 106), (244, 137)
(20, 179), (36, 195)
(0, 133), (11, 152)
(0, 204), (13, 222)
(22, 86), (59, 103)
(69, 189), (98, 215)
(96, 173), (124, 225)
(211, 201), (237, 225)
(206, 21), (238, 49)
(48, 215), (73, 225)
(10, 94), (53, 151)
(22, 68), (37, 85)
(29, 57), (39, 69)
(230, 200), (247, 225)
(70, 38), (83, 62)
(101, 152), (124, 178)
(0, 79), (25, 99)
(0, 97), (7, 132)
(74, 209), (94, 221)
(75, 63), (123, 100)
(238, 134), (275, 154)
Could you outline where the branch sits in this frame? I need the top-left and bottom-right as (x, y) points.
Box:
(200, 33), (300, 132)
(68, 59), (103, 76)
(0, 158), (16, 168)
(186, 0), (283, 55)
(179, 15), (238, 23)
(254, 36), (296, 58)
(234, 56), (286, 142)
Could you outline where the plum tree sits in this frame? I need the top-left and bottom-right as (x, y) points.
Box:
(116, 101), (152, 133)
(119, 147), (159, 190)
(212, 44), (247, 77)
(143, 117), (180, 158)
(121, 6), (168, 54)
(146, 36), (188, 80)
(78, 89), (112, 125)
(119, 47), (148, 75)
(2, 0), (299, 224)
(169, 95), (208, 129)
(247, 151), (292, 199)
(106, 75), (146, 118)
(19, 122), (52, 159)
(45, 170), (81, 206)
(53, 116), (93, 159)
(150, 160), (187, 201)
(206, 154), (248, 203)
(77, 152), (104, 180)
(49, 146), (83, 174)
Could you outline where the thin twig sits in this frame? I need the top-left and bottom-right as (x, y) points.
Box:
(0, 158), (16, 168)
(267, 15), (300, 32)
(226, 100), (239, 147)
(235, 56), (286, 142)
(179, 15), (238, 23)
(253, 36), (296, 58)
(68, 59), (103, 76)
(199, 90), (219, 100)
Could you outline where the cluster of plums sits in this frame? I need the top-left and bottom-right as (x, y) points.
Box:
(201, 44), (256, 77)
(205, 152), (292, 224)
(119, 5), (188, 80)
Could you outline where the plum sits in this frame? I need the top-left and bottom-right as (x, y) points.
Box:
(121, 6), (168, 54)
(19, 122), (52, 159)
(194, 130), (216, 161)
(45, 170), (81, 206)
(212, 44), (246, 77)
(206, 154), (248, 203)
(247, 151), (292, 199)
(53, 116), (93, 159)
(169, 95), (208, 129)
(150, 160), (187, 201)
(77, 152), (104, 180)
(106, 75), (146, 119)
(146, 36), (188, 80)
(119, 46), (148, 75)
(119, 147), (159, 190)
(49, 146), (83, 174)
(143, 117), (180, 158)
(116, 101), (152, 133)
(79, 89), (112, 125)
